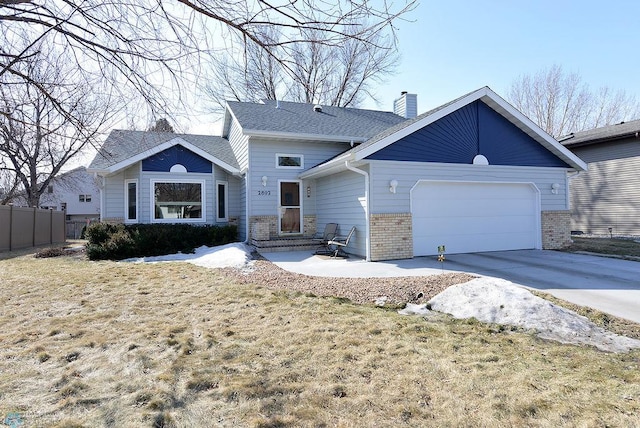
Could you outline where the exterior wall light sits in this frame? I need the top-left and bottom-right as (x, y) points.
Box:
(389, 179), (398, 194)
(551, 183), (560, 194)
(261, 176), (268, 187)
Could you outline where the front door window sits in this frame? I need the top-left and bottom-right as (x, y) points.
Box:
(279, 181), (301, 234)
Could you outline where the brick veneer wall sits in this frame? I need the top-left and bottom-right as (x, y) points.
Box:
(541, 210), (572, 249)
(303, 215), (316, 237)
(249, 215), (316, 240)
(249, 215), (277, 240)
(370, 213), (413, 261)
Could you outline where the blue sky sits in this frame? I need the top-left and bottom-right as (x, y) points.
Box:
(363, 0), (640, 114)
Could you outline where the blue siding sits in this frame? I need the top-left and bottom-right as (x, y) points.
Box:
(477, 102), (567, 167)
(367, 101), (569, 168)
(142, 145), (212, 173)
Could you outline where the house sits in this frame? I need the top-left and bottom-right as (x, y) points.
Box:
(87, 87), (587, 260)
(560, 119), (640, 236)
(38, 167), (101, 221)
(10, 167), (101, 238)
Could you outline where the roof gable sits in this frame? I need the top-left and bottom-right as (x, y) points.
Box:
(142, 145), (213, 173)
(367, 100), (568, 167)
(301, 87), (586, 178)
(88, 130), (239, 175)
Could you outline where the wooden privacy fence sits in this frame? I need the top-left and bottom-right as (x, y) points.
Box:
(0, 205), (66, 252)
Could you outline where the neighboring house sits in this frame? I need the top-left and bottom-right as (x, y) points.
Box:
(10, 166), (100, 219)
(37, 167), (101, 222)
(560, 119), (640, 236)
(8, 167), (100, 238)
(88, 87), (587, 260)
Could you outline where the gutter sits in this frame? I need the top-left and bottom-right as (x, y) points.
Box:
(243, 128), (367, 144)
(344, 161), (371, 261)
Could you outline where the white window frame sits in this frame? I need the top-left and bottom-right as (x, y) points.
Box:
(276, 153), (304, 169)
(216, 180), (228, 222)
(150, 179), (206, 223)
(124, 179), (138, 223)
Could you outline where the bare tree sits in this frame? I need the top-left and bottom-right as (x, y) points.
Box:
(508, 65), (640, 138)
(1, 1), (415, 121)
(205, 21), (399, 110)
(0, 44), (119, 207)
(0, 166), (20, 204)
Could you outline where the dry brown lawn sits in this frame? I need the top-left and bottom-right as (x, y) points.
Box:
(0, 247), (639, 427)
(565, 236), (640, 258)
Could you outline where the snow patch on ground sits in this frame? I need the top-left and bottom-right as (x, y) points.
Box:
(123, 243), (255, 270)
(417, 277), (640, 353)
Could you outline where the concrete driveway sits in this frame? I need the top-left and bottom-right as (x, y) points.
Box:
(262, 250), (640, 324)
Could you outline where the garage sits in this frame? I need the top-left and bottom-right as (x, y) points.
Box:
(412, 181), (540, 256)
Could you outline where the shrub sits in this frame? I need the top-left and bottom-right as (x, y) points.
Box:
(85, 223), (237, 260)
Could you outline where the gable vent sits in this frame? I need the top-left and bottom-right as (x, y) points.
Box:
(313, 104), (322, 112)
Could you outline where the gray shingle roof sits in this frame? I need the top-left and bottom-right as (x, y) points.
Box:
(88, 130), (239, 172)
(226, 100), (407, 140)
(560, 119), (640, 147)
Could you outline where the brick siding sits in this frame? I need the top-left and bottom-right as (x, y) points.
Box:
(249, 215), (277, 240)
(249, 215), (316, 240)
(370, 213), (413, 261)
(541, 210), (572, 249)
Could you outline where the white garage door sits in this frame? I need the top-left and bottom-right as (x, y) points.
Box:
(412, 181), (540, 256)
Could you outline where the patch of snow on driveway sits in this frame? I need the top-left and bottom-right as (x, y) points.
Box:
(423, 277), (640, 353)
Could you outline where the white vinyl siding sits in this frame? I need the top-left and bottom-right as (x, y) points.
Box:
(368, 160), (570, 214)
(103, 164), (140, 220)
(315, 169), (368, 258)
(228, 119), (250, 170)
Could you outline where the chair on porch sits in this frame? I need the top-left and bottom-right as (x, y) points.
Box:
(327, 226), (356, 258)
(313, 223), (339, 255)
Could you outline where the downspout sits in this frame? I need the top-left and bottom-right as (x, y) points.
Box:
(344, 161), (371, 261)
(94, 173), (105, 222)
(244, 170), (250, 244)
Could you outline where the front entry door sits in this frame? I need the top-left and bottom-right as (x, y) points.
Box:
(279, 181), (301, 234)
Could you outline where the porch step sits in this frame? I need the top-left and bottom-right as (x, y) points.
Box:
(252, 238), (320, 253)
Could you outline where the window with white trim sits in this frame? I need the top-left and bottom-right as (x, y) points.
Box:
(125, 179), (138, 222)
(216, 180), (228, 222)
(276, 154), (303, 169)
(152, 180), (205, 222)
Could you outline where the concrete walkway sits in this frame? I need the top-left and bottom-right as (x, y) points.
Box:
(262, 250), (640, 324)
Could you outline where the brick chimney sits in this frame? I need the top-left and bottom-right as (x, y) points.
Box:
(393, 91), (417, 119)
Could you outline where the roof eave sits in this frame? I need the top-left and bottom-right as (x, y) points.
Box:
(244, 129), (367, 143)
(298, 152), (355, 179)
(563, 132), (640, 148)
